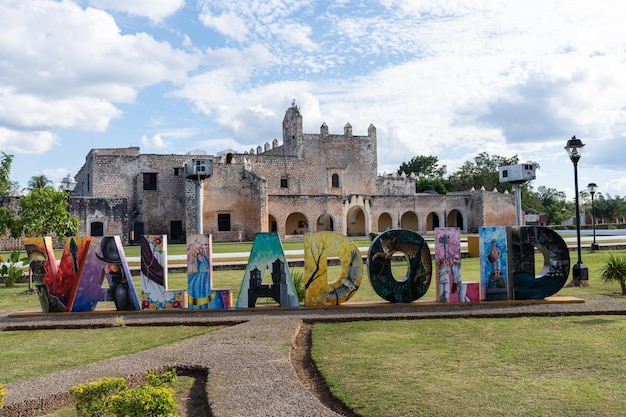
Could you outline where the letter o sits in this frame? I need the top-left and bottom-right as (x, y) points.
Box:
(368, 229), (432, 303)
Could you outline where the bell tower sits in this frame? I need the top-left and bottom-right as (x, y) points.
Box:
(282, 99), (304, 157)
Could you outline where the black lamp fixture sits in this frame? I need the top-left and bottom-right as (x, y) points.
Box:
(587, 182), (599, 251)
(564, 136), (588, 285)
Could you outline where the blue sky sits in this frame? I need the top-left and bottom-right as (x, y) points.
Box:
(2, 0), (626, 200)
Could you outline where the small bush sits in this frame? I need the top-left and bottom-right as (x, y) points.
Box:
(109, 384), (179, 417)
(69, 369), (180, 417)
(0, 250), (24, 287)
(291, 269), (306, 302)
(69, 377), (127, 417)
(145, 366), (177, 387)
(601, 253), (626, 295)
(0, 382), (6, 407)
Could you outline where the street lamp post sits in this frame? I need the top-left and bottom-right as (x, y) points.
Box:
(59, 174), (77, 205)
(564, 136), (588, 286)
(588, 182), (599, 251)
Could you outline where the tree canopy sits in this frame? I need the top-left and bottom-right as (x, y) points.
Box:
(8, 187), (80, 238)
(0, 158), (79, 238)
(27, 175), (53, 190)
(448, 152), (520, 192)
(397, 155), (451, 193)
(0, 152), (19, 196)
(398, 155), (447, 179)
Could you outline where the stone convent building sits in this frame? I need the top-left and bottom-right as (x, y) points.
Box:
(71, 102), (515, 244)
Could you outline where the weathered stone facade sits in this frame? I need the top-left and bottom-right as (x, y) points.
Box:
(62, 103), (516, 244)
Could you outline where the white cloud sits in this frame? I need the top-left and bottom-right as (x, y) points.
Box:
(199, 11), (249, 42)
(0, 128), (58, 154)
(0, 89), (121, 131)
(89, 0), (185, 23)
(0, 0), (200, 144)
(141, 133), (171, 150)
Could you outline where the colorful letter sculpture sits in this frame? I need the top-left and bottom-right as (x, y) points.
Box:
(24, 236), (140, 312)
(20, 226), (573, 314)
(140, 235), (186, 310)
(507, 227), (570, 299)
(367, 229), (432, 303)
(24, 236), (90, 312)
(480, 227), (509, 301)
(304, 231), (363, 306)
(435, 227), (478, 302)
(187, 234), (230, 309)
(92, 236), (140, 311)
(236, 232), (299, 308)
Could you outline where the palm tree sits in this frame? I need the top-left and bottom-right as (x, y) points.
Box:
(27, 175), (52, 190)
(600, 253), (626, 295)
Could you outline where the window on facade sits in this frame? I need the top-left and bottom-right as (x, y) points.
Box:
(217, 213), (231, 231)
(143, 173), (157, 190)
(173, 167), (181, 176)
(170, 221), (183, 241)
(90, 222), (104, 237)
(280, 178), (288, 188)
(331, 173), (340, 188)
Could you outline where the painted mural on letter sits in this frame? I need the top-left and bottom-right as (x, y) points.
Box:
(367, 229), (432, 303)
(140, 235), (186, 310)
(434, 228), (478, 302)
(304, 231), (363, 306)
(236, 232), (299, 308)
(479, 227), (509, 301)
(507, 226), (570, 299)
(187, 234), (230, 309)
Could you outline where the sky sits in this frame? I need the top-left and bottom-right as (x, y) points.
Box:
(2, 0), (626, 200)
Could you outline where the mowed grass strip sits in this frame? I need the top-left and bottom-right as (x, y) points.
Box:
(312, 316), (626, 417)
(0, 326), (220, 384)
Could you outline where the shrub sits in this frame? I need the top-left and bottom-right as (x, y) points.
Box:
(0, 250), (24, 287)
(109, 384), (179, 417)
(291, 269), (306, 302)
(69, 377), (127, 417)
(0, 382), (6, 407)
(601, 253), (626, 295)
(145, 367), (177, 387)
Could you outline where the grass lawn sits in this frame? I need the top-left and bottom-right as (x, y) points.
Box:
(312, 316), (626, 417)
(0, 326), (220, 384)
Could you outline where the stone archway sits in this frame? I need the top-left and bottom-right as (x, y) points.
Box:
(400, 211), (418, 231)
(316, 213), (335, 231)
(346, 206), (366, 237)
(286, 212), (309, 235)
(426, 212), (440, 231)
(447, 209), (464, 230)
(377, 212), (393, 231)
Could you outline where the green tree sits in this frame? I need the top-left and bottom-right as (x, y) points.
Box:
(533, 185), (569, 225)
(593, 194), (626, 223)
(520, 184), (544, 215)
(398, 155), (451, 193)
(8, 187), (79, 238)
(0, 152), (19, 196)
(448, 152), (520, 192)
(398, 155), (447, 179)
(415, 177), (452, 194)
(27, 175), (53, 190)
